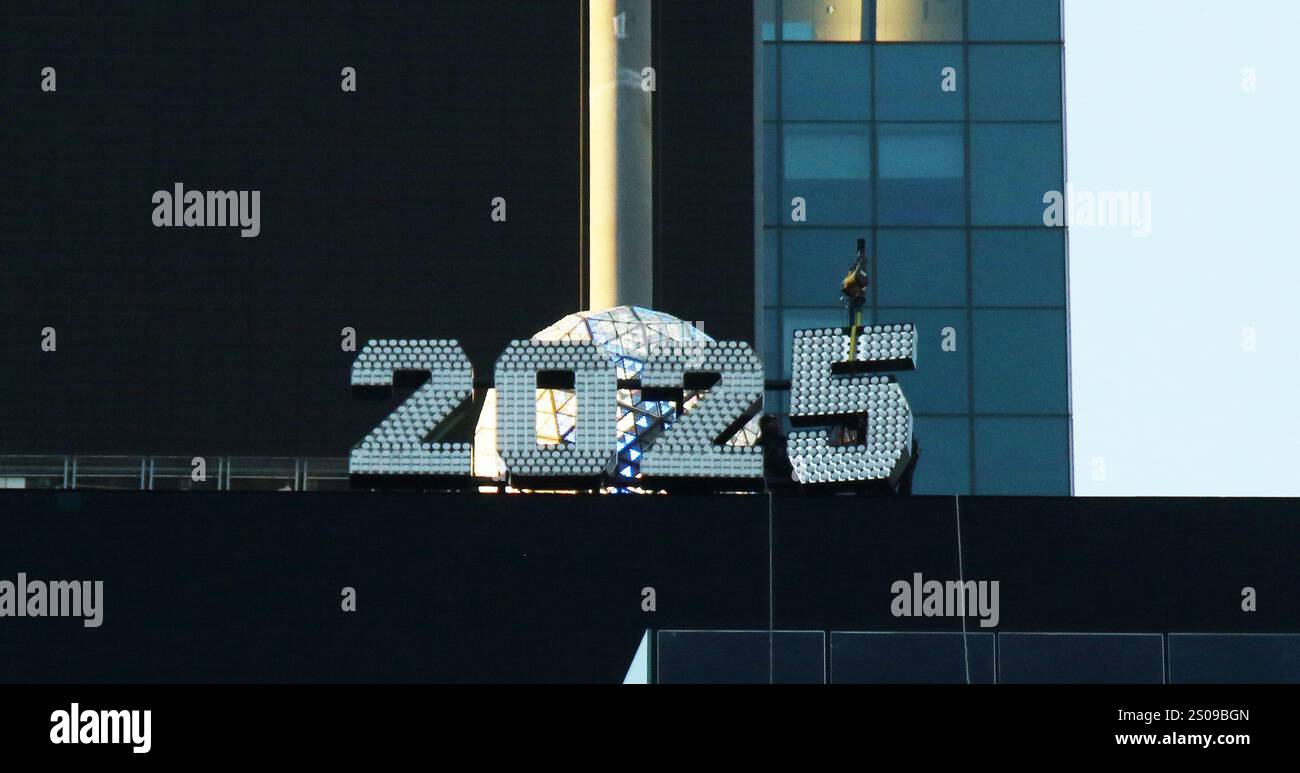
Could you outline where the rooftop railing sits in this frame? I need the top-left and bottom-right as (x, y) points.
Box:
(0, 455), (351, 492)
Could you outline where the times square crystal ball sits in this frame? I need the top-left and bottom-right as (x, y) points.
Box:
(528, 306), (760, 482)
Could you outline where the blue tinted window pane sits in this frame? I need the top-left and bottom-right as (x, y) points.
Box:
(877, 123), (964, 225)
(890, 308), (969, 414)
(876, 228), (965, 306)
(783, 306), (856, 379)
(773, 632), (826, 683)
(875, 44), (964, 120)
(972, 229), (1065, 306)
(656, 631), (825, 684)
(970, 123), (1063, 225)
(766, 389), (788, 417)
(763, 228), (780, 305)
(783, 123), (872, 225)
(974, 417), (1070, 495)
(968, 0), (1061, 41)
(764, 124), (780, 225)
(763, 45), (778, 120)
(760, 0), (777, 41)
(782, 45), (871, 120)
(832, 632), (994, 683)
(781, 228), (864, 305)
(972, 309), (1067, 413)
(657, 631), (765, 683)
(911, 417), (971, 494)
(763, 307), (782, 379)
(876, 0), (962, 41)
(1169, 634), (1300, 684)
(999, 634), (1163, 684)
(970, 45), (1062, 121)
(783, 0), (868, 41)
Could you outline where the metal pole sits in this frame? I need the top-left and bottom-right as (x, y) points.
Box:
(588, 0), (654, 311)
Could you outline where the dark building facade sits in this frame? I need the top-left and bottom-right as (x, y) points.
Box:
(757, 0), (1071, 494)
(0, 1), (755, 460)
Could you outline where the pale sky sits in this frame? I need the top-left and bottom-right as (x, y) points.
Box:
(1065, 0), (1300, 495)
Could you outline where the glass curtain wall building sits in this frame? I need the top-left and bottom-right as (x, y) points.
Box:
(757, 0), (1070, 494)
